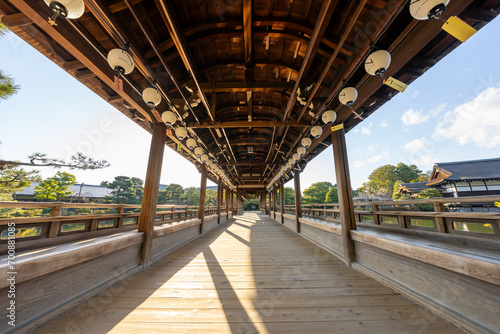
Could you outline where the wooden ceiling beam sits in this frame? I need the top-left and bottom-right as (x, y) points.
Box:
(199, 82), (293, 93)
(243, 0), (252, 67)
(142, 18), (353, 60)
(282, 0), (338, 120)
(6, 0), (154, 125)
(153, 0), (213, 122)
(0, 12), (31, 27)
(186, 120), (309, 128)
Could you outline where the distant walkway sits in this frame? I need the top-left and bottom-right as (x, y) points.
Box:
(35, 212), (460, 333)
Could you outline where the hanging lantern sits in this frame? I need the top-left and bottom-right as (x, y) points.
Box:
(161, 110), (176, 126)
(44, 0), (84, 25)
(107, 48), (134, 77)
(297, 146), (306, 157)
(201, 154), (209, 163)
(365, 50), (391, 77)
(193, 146), (204, 157)
(311, 125), (323, 138)
(410, 0), (449, 20)
(339, 87), (358, 107)
(292, 153), (299, 162)
(142, 87), (161, 108)
(301, 137), (312, 148)
(175, 127), (188, 140)
(186, 138), (197, 149)
(321, 109), (337, 124)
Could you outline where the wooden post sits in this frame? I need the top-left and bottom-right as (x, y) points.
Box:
(138, 123), (166, 266)
(268, 191), (272, 216)
(433, 201), (447, 233)
(230, 191), (234, 217)
(280, 181), (285, 224)
(198, 164), (207, 234)
(272, 186), (277, 219)
(294, 171), (302, 233)
(331, 127), (356, 265)
(225, 187), (229, 220)
(217, 177), (222, 224)
(235, 192), (239, 214)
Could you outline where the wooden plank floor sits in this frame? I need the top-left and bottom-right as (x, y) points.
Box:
(35, 212), (461, 333)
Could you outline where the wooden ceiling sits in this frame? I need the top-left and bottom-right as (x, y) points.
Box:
(0, 0), (498, 193)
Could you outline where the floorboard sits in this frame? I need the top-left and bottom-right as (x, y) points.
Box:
(33, 212), (462, 333)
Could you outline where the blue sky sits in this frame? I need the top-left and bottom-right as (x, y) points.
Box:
(0, 18), (499, 192)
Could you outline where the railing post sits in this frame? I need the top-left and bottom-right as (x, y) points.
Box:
(293, 170), (302, 233)
(198, 164), (207, 234)
(331, 126), (356, 265)
(48, 204), (63, 238)
(117, 205), (125, 227)
(433, 201), (447, 233)
(279, 181), (285, 224)
(372, 203), (380, 225)
(138, 123), (167, 266)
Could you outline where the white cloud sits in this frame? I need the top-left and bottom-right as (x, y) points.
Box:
(353, 153), (387, 168)
(435, 86), (500, 148)
(412, 90), (420, 98)
(401, 109), (429, 126)
(379, 121), (388, 127)
(404, 137), (426, 152)
(359, 122), (373, 136)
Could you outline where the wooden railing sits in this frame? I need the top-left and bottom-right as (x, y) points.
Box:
(0, 201), (219, 248)
(282, 196), (500, 239)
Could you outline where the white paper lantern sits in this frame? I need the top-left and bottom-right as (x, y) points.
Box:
(186, 138), (197, 149)
(292, 153), (300, 162)
(365, 50), (391, 77)
(297, 146), (307, 156)
(301, 137), (312, 148)
(311, 125), (323, 138)
(44, 0), (85, 20)
(201, 153), (209, 162)
(194, 146), (204, 157)
(107, 48), (134, 76)
(175, 127), (188, 140)
(339, 87), (358, 107)
(161, 110), (176, 125)
(321, 109), (337, 124)
(410, 0), (449, 20)
(142, 87), (162, 108)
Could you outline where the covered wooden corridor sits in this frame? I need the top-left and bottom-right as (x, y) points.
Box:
(35, 212), (459, 333)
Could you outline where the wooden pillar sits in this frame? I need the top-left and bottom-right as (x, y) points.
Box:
(279, 181), (285, 224)
(332, 127), (356, 265)
(235, 192), (239, 214)
(230, 191), (234, 216)
(198, 165), (207, 234)
(138, 123), (166, 266)
(294, 171), (302, 233)
(217, 177), (222, 224)
(225, 187), (229, 219)
(272, 185), (277, 219)
(268, 191), (272, 216)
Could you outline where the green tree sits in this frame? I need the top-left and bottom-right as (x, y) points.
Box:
(364, 163), (423, 198)
(34, 172), (76, 201)
(158, 183), (184, 204)
(325, 186), (339, 203)
(283, 187), (295, 205)
(105, 176), (144, 204)
(302, 182), (334, 204)
(416, 188), (442, 211)
(184, 186), (200, 205)
(206, 189), (217, 206)
(0, 165), (40, 195)
(0, 25), (20, 101)
(413, 171), (432, 182)
(392, 180), (409, 201)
